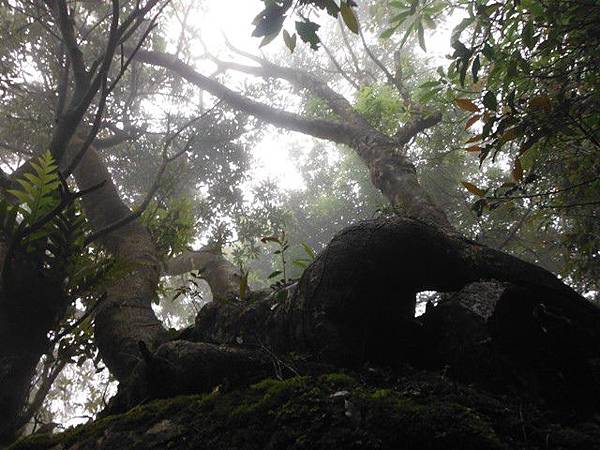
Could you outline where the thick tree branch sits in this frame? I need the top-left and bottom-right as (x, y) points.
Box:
(129, 48), (360, 146)
(131, 48), (450, 229)
(221, 39), (367, 126)
(395, 112), (443, 146)
(162, 246), (242, 302)
(94, 125), (147, 149)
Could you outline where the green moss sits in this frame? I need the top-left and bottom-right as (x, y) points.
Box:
(319, 372), (357, 388)
(8, 432), (58, 450)
(370, 388), (393, 400)
(10, 373), (600, 450)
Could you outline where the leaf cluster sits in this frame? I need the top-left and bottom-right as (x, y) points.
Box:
(252, 0), (359, 51)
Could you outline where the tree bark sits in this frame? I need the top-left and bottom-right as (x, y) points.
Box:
(190, 217), (596, 364)
(0, 242), (68, 444)
(106, 216), (600, 413)
(67, 141), (248, 379)
(162, 247), (242, 302)
(130, 49), (452, 230)
(62, 144), (166, 380)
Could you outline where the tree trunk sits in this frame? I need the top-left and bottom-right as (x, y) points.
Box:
(103, 216), (600, 416)
(0, 241), (68, 443)
(90, 49), (600, 410)
(64, 145), (167, 380)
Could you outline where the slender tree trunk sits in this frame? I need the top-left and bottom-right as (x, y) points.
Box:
(162, 247), (242, 302)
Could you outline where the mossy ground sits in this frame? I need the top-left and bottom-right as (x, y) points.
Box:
(10, 371), (600, 450)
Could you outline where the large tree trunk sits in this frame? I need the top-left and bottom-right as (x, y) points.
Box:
(68, 142), (245, 380)
(5, 37), (598, 448)
(103, 216), (600, 416)
(64, 145), (168, 380)
(88, 48), (600, 413)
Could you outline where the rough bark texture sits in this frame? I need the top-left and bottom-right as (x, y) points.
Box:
(12, 217), (600, 450)
(65, 145), (168, 381)
(100, 217), (600, 418)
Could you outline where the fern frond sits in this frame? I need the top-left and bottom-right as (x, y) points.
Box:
(9, 150), (61, 224)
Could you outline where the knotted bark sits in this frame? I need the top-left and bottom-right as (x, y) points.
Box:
(108, 217), (599, 413)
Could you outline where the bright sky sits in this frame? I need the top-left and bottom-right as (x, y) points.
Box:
(167, 0), (463, 193)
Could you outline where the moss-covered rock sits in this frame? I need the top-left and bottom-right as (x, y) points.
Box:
(10, 372), (600, 450)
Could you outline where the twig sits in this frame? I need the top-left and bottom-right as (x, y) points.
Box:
(84, 101), (222, 246)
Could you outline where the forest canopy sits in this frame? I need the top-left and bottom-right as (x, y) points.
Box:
(0, 0), (598, 447)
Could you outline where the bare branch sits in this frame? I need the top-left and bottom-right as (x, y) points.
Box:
(320, 40), (361, 90)
(359, 27), (412, 105)
(221, 39), (366, 126)
(84, 101), (222, 246)
(44, 0), (89, 93)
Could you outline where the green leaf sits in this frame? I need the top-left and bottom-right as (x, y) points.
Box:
(15, 178), (34, 195)
(283, 30), (296, 53)
(471, 55), (480, 83)
(301, 242), (316, 260)
(8, 189), (30, 205)
(261, 236), (281, 244)
(340, 1), (359, 34)
(380, 25), (399, 40)
(482, 44), (495, 61)
(389, 10), (412, 25)
(293, 260), (309, 269)
(23, 173), (43, 186)
(398, 20), (416, 48)
(268, 270), (283, 279)
(260, 33), (278, 48)
(296, 20), (321, 50)
(522, 19), (535, 49)
(416, 20), (426, 51)
(419, 80), (440, 89)
(483, 91), (497, 111)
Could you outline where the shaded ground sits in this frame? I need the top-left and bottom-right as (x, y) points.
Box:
(11, 368), (600, 450)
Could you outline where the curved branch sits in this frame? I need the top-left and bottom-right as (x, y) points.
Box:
(129, 48), (360, 146)
(162, 247), (242, 302)
(131, 48), (449, 229)
(220, 40), (366, 126)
